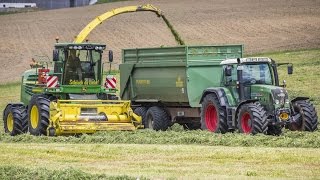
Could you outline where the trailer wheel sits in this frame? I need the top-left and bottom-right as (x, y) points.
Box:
(134, 107), (148, 128)
(28, 95), (50, 136)
(237, 102), (268, 135)
(200, 94), (228, 133)
(3, 105), (28, 136)
(145, 106), (170, 131)
(289, 100), (318, 131)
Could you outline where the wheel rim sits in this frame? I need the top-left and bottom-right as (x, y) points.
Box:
(241, 112), (252, 133)
(30, 105), (39, 129)
(205, 104), (218, 131)
(7, 112), (14, 132)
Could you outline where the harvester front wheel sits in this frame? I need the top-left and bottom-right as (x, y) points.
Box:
(145, 106), (171, 131)
(134, 107), (148, 128)
(237, 102), (268, 135)
(3, 105), (28, 136)
(28, 95), (50, 136)
(200, 94), (228, 133)
(289, 100), (318, 131)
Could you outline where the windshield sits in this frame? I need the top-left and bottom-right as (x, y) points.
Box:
(242, 63), (273, 85)
(64, 49), (101, 85)
(225, 63), (273, 85)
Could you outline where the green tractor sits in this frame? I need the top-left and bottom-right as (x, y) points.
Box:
(200, 57), (318, 135)
(3, 42), (141, 136)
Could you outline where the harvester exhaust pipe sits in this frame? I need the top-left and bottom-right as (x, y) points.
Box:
(237, 58), (245, 101)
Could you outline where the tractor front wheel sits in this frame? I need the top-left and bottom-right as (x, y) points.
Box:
(3, 105), (28, 136)
(237, 102), (268, 135)
(145, 106), (171, 131)
(200, 94), (228, 133)
(28, 95), (50, 136)
(289, 100), (318, 131)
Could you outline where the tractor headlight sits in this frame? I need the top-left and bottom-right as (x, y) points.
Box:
(73, 46), (78, 49)
(275, 99), (280, 105)
(69, 46), (73, 49)
(98, 46), (103, 50)
(95, 46), (99, 50)
(78, 46), (82, 50)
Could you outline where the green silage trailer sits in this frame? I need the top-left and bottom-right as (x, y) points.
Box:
(120, 45), (243, 130)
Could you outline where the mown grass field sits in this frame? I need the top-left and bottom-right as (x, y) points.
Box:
(0, 49), (319, 179)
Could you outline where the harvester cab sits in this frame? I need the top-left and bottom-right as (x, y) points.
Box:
(210, 57), (318, 134)
(52, 43), (106, 92)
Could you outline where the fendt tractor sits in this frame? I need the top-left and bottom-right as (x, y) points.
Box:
(3, 4), (184, 136)
(120, 45), (318, 135)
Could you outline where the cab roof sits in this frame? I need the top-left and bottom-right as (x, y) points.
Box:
(220, 57), (272, 65)
(54, 42), (106, 50)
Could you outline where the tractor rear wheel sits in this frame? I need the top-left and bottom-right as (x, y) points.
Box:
(134, 107), (148, 128)
(3, 105), (28, 136)
(145, 106), (171, 131)
(237, 102), (268, 135)
(289, 100), (318, 131)
(200, 94), (228, 133)
(28, 95), (50, 136)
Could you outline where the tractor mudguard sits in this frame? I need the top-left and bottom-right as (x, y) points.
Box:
(200, 88), (229, 107)
(235, 99), (259, 120)
(291, 97), (309, 103)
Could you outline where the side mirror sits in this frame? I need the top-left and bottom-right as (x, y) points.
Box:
(288, 65), (293, 75)
(53, 50), (59, 61)
(108, 50), (113, 62)
(224, 66), (232, 76)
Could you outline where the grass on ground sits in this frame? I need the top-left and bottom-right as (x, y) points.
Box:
(0, 143), (319, 179)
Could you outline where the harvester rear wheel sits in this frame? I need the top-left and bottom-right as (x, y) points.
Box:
(145, 106), (170, 131)
(28, 95), (50, 136)
(134, 107), (148, 128)
(200, 94), (228, 133)
(289, 100), (318, 131)
(3, 105), (28, 136)
(237, 102), (268, 135)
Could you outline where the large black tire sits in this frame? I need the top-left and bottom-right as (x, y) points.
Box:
(3, 105), (28, 136)
(134, 107), (148, 128)
(145, 106), (171, 131)
(290, 100), (318, 131)
(200, 94), (228, 133)
(267, 125), (282, 136)
(237, 102), (268, 135)
(28, 95), (50, 136)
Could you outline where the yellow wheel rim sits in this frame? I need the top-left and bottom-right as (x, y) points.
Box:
(7, 112), (14, 132)
(30, 105), (39, 129)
